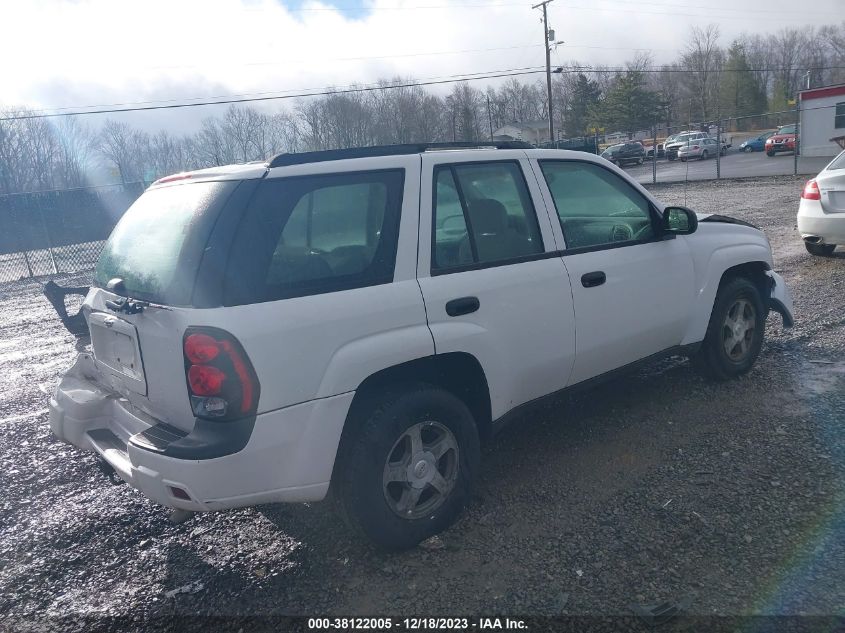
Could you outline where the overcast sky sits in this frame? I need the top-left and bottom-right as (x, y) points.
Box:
(3, 0), (843, 132)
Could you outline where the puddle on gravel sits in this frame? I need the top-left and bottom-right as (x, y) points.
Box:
(800, 360), (845, 395)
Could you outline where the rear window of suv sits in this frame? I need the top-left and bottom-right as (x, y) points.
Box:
(95, 181), (235, 304)
(223, 170), (404, 305)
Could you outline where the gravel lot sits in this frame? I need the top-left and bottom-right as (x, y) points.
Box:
(1, 175), (843, 630)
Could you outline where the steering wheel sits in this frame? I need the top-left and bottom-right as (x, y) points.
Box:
(632, 223), (654, 241)
(609, 224), (634, 242)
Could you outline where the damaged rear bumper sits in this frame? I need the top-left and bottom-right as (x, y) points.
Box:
(49, 354), (353, 511)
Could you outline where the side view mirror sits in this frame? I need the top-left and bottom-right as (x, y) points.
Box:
(662, 206), (698, 235)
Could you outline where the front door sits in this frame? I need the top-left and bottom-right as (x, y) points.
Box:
(532, 158), (696, 385)
(417, 153), (576, 420)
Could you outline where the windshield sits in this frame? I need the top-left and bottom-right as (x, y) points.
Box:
(95, 181), (233, 302)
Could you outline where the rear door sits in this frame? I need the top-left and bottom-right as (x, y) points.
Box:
(532, 157), (695, 385)
(417, 152), (576, 420)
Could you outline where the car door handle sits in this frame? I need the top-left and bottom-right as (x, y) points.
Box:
(445, 296), (480, 317)
(581, 271), (606, 288)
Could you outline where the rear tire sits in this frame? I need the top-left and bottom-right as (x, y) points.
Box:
(692, 277), (766, 381)
(766, 150), (775, 157)
(805, 242), (836, 256)
(335, 384), (480, 551)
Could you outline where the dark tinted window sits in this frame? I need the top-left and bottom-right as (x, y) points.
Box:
(432, 162), (544, 271)
(835, 102), (845, 129)
(224, 170), (404, 305)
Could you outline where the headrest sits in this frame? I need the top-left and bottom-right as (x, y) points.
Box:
(467, 198), (508, 235)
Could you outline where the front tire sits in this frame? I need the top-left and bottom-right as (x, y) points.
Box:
(805, 242), (836, 256)
(693, 277), (766, 381)
(701, 150), (709, 160)
(767, 150), (775, 157)
(335, 384), (480, 550)
(637, 157), (644, 165)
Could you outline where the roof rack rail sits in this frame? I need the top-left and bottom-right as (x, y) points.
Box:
(267, 141), (534, 168)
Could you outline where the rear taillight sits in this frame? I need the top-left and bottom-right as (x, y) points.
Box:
(802, 179), (821, 201)
(183, 328), (260, 421)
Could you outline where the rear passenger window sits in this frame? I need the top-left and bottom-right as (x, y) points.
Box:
(224, 170), (404, 305)
(432, 162), (543, 271)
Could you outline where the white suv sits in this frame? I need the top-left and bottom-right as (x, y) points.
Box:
(50, 142), (793, 550)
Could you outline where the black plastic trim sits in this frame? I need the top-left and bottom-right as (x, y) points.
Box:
(129, 416), (256, 460)
(267, 142), (532, 167)
(430, 250), (560, 276)
(699, 214), (761, 230)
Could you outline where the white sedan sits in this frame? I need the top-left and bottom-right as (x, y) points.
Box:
(798, 150), (845, 256)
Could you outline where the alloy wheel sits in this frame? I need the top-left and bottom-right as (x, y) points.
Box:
(382, 421), (459, 519)
(722, 298), (756, 361)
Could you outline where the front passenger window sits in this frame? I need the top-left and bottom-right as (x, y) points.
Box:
(539, 161), (655, 249)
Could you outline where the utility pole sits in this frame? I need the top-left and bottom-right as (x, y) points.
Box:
(533, 0), (555, 144)
(486, 93), (494, 141)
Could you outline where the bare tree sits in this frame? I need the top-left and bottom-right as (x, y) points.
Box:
(53, 116), (94, 188)
(97, 119), (150, 183)
(681, 24), (724, 122)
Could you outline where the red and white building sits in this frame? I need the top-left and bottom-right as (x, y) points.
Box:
(799, 83), (845, 157)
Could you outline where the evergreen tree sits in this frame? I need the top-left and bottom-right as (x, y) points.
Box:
(564, 74), (601, 137)
(592, 71), (660, 137)
(719, 42), (768, 129)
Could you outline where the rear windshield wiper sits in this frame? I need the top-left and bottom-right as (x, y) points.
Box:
(104, 278), (171, 314)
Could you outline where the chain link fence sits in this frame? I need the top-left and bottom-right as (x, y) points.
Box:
(0, 182), (144, 283)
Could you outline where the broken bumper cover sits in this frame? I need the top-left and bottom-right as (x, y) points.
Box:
(49, 354), (353, 511)
(766, 270), (794, 328)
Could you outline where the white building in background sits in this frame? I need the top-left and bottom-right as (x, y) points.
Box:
(493, 120), (550, 145)
(799, 84), (845, 157)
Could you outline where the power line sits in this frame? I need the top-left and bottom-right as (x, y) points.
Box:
(4, 65), (844, 122)
(0, 68), (549, 121)
(17, 65), (547, 114)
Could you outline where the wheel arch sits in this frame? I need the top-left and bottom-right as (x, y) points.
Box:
(681, 249), (773, 346)
(329, 352), (492, 492)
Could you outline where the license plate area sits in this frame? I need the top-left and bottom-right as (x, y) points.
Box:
(826, 191), (845, 212)
(89, 312), (147, 395)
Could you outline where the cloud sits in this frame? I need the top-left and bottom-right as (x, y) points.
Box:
(3, 0), (840, 132)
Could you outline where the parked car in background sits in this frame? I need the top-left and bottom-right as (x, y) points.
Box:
(797, 150), (845, 256)
(739, 131), (775, 152)
(600, 141), (646, 166)
(47, 142), (793, 550)
(766, 128), (798, 156)
(678, 137), (725, 161)
(643, 142), (664, 158)
(665, 132), (719, 160)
